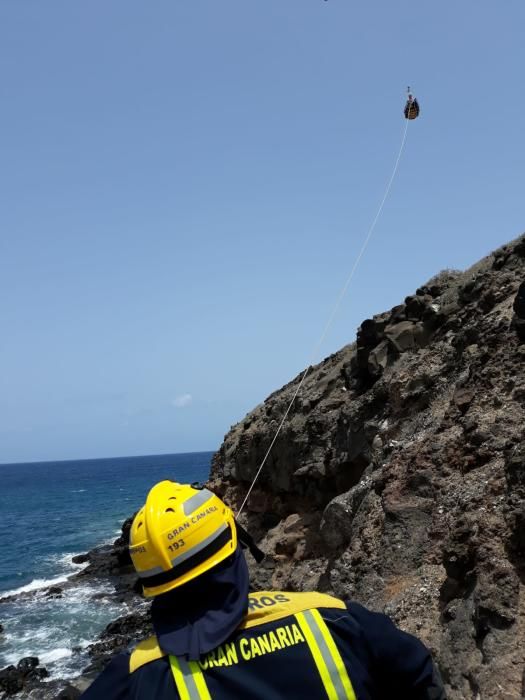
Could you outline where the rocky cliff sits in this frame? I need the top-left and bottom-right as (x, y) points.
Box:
(210, 234), (525, 700)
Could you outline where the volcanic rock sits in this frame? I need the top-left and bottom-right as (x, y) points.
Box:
(211, 233), (525, 700)
(45, 586), (63, 598)
(0, 657), (48, 697)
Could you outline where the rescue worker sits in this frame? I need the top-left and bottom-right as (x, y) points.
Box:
(81, 481), (446, 699)
(404, 87), (420, 120)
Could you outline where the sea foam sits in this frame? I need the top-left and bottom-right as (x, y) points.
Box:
(0, 574), (71, 600)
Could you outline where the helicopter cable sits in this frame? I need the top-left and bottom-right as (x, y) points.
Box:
(237, 114), (411, 517)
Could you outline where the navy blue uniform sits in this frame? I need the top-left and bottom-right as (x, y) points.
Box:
(81, 591), (445, 699)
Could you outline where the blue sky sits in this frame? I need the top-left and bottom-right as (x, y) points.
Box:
(1, 1), (524, 463)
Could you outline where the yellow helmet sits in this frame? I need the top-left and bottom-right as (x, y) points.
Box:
(129, 481), (237, 598)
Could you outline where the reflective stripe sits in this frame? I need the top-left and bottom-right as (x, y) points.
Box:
(167, 522), (228, 567)
(183, 489), (213, 515)
(136, 522), (228, 579)
(169, 656), (211, 700)
(295, 610), (356, 700)
(137, 563), (164, 578)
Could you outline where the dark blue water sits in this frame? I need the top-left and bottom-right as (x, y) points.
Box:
(0, 452), (212, 677)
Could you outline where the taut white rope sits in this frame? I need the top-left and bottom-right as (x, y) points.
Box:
(237, 116), (411, 516)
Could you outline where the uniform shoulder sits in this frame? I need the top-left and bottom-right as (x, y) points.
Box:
(129, 635), (166, 673)
(241, 590), (346, 629)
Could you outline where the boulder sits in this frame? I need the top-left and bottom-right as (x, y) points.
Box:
(385, 321), (417, 352)
(0, 658), (48, 696)
(404, 295), (428, 321)
(320, 480), (371, 550)
(17, 657), (39, 675)
(356, 318), (381, 348)
(0, 665), (24, 694)
(71, 554), (89, 565)
(53, 684), (82, 699)
(368, 341), (389, 375)
(413, 322), (432, 348)
(46, 586), (63, 598)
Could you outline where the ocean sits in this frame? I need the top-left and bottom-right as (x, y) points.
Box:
(0, 451), (213, 679)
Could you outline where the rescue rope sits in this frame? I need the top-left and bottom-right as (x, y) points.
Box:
(237, 115), (411, 517)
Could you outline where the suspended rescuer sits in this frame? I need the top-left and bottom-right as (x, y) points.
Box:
(81, 481), (446, 699)
(404, 87), (420, 120)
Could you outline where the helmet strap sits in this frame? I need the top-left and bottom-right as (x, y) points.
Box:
(234, 520), (265, 563)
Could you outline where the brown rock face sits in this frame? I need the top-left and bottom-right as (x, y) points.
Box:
(211, 234), (525, 700)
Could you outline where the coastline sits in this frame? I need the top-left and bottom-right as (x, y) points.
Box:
(0, 516), (147, 699)
(0, 451), (213, 698)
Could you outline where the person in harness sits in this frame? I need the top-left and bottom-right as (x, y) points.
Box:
(404, 87), (420, 120)
(80, 481), (445, 699)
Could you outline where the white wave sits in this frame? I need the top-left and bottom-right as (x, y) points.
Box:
(66, 581), (114, 604)
(45, 551), (89, 572)
(0, 574), (71, 600)
(74, 638), (94, 650)
(99, 533), (122, 547)
(46, 662), (89, 682)
(2, 650), (28, 666)
(0, 580), (130, 679)
(70, 488), (86, 493)
(0, 550), (94, 601)
(40, 647), (72, 664)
